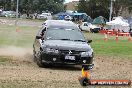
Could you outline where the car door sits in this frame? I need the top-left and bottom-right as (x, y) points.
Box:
(81, 23), (90, 31)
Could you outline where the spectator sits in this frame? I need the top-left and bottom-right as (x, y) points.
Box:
(129, 29), (132, 37)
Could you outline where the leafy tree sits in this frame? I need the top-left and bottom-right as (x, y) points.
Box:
(113, 0), (132, 16)
(0, 0), (12, 10)
(78, 0), (132, 19)
(78, 0), (109, 19)
(0, 0), (65, 15)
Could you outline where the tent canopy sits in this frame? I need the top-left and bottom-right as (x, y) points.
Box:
(92, 16), (108, 25)
(72, 13), (86, 16)
(126, 17), (132, 28)
(54, 12), (72, 16)
(106, 17), (130, 32)
(106, 17), (129, 26)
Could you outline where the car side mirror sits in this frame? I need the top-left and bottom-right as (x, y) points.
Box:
(87, 40), (92, 43)
(36, 36), (42, 39)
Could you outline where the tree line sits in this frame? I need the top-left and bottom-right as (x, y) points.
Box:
(0, 0), (65, 14)
(78, 0), (132, 19)
(0, 0), (132, 19)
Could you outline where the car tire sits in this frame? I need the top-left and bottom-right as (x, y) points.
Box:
(36, 51), (50, 68)
(36, 51), (44, 67)
(33, 50), (37, 62)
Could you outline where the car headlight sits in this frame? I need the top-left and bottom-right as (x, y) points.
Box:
(81, 51), (93, 57)
(81, 52), (89, 57)
(46, 48), (59, 54)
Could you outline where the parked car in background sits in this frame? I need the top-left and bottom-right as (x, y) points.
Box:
(0, 9), (2, 16)
(1, 11), (7, 17)
(64, 15), (72, 21)
(79, 22), (91, 32)
(89, 24), (101, 33)
(37, 13), (52, 20)
(79, 22), (101, 33)
(1, 11), (16, 18)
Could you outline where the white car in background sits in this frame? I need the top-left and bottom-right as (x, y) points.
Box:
(79, 22), (101, 33)
(89, 24), (101, 33)
(37, 13), (52, 20)
(80, 22), (100, 33)
(79, 22), (91, 32)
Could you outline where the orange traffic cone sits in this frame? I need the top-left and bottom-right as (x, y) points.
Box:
(82, 68), (89, 78)
(115, 34), (118, 42)
(128, 34), (131, 42)
(104, 33), (108, 42)
(16, 27), (20, 32)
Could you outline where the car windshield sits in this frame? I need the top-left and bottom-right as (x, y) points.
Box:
(45, 28), (86, 42)
(48, 24), (79, 30)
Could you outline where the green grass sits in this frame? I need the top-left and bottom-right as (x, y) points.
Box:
(0, 56), (11, 62)
(0, 24), (132, 59)
(0, 17), (45, 22)
(83, 32), (132, 59)
(0, 24), (38, 48)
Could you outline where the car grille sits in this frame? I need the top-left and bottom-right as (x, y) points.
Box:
(60, 50), (82, 55)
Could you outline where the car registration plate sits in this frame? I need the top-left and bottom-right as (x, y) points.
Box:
(65, 56), (75, 60)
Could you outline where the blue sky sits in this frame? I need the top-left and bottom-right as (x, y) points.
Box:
(64, 0), (79, 3)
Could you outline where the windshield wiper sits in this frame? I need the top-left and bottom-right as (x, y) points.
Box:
(60, 39), (71, 41)
(73, 40), (86, 42)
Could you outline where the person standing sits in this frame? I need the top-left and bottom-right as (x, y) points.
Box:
(129, 29), (132, 37)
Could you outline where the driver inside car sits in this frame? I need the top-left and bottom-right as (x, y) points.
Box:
(40, 27), (46, 37)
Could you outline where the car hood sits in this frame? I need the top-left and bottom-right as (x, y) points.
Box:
(42, 40), (92, 51)
(89, 24), (100, 29)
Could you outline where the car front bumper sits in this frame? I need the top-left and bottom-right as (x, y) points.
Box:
(40, 52), (93, 65)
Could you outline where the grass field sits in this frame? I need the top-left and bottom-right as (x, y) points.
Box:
(0, 17), (44, 22)
(83, 32), (132, 59)
(0, 24), (38, 48)
(0, 24), (132, 59)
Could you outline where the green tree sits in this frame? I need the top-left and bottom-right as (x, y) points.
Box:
(78, 0), (132, 19)
(113, 0), (132, 16)
(78, 0), (109, 19)
(0, 0), (12, 10)
(0, 0), (65, 14)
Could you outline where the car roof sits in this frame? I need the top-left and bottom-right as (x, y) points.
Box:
(47, 25), (79, 29)
(42, 20), (78, 29)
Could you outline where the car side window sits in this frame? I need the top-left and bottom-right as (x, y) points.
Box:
(84, 23), (88, 26)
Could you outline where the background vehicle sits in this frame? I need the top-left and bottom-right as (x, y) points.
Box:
(79, 22), (91, 32)
(37, 13), (52, 20)
(79, 22), (101, 33)
(1, 11), (16, 18)
(0, 9), (2, 16)
(33, 20), (94, 69)
(89, 24), (101, 33)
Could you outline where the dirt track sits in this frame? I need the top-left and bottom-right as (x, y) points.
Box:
(0, 47), (131, 88)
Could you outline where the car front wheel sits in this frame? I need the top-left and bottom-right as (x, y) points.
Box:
(36, 51), (50, 68)
(36, 51), (44, 67)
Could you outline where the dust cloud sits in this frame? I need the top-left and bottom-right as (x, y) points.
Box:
(0, 46), (33, 62)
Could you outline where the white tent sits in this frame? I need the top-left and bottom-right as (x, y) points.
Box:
(106, 17), (130, 32)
